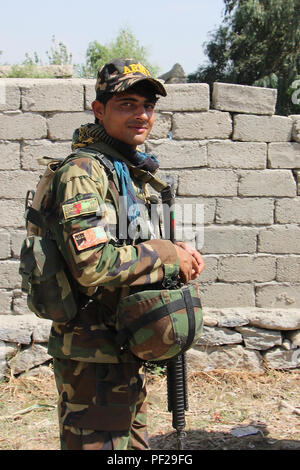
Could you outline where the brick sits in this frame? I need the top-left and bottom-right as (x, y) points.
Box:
(0, 200), (26, 228)
(0, 141), (20, 169)
(218, 255), (276, 282)
(173, 111), (232, 140)
(275, 198), (300, 224)
(11, 230), (26, 258)
(201, 227), (257, 254)
(238, 170), (296, 197)
(178, 169), (238, 196)
(233, 114), (293, 142)
(0, 170), (40, 199)
(256, 284), (300, 308)
(216, 198), (274, 225)
(0, 112), (47, 140)
(207, 141), (267, 169)
(290, 115), (300, 143)
(212, 82), (277, 115)
(21, 140), (72, 170)
(145, 139), (207, 168)
(199, 256), (218, 282)
(258, 226), (300, 254)
(277, 256), (300, 282)
(0, 290), (12, 314)
(0, 261), (21, 288)
(47, 111), (94, 140)
(157, 83), (209, 112)
(83, 80), (96, 110)
(149, 113), (171, 139)
(0, 230), (10, 259)
(196, 282), (255, 308)
(21, 79), (84, 112)
(0, 81), (20, 111)
(268, 142), (300, 169)
(175, 197), (216, 225)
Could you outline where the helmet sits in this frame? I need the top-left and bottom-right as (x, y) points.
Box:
(116, 283), (203, 362)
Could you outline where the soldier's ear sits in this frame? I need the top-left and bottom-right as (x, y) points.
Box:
(92, 100), (105, 124)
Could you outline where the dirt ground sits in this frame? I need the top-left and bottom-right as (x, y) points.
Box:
(0, 364), (299, 451)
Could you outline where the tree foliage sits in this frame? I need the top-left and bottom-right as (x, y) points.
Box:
(78, 27), (159, 78)
(188, 0), (300, 115)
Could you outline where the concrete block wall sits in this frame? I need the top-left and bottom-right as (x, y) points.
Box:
(0, 78), (299, 374)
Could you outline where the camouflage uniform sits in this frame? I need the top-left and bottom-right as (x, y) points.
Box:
(45, 60), (179, 449)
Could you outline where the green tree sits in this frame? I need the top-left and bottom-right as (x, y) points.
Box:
(188, 0), (300, 115)
(78, 27), (159, 78)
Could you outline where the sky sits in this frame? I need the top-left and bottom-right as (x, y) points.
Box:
(0, 0), (225, 76)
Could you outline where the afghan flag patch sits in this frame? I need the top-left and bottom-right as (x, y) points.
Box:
(72, 226), (108, 251)
(62, 197), (99, 220)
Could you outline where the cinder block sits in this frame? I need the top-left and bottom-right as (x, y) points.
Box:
(0, 261), (21, 288)
(290, 115), (300, 143)
(238, 170), (296, 197)
(212, 82), (277, 115)
(0, 171), (40, 199)
(207, 141), (267, 169)
(0, 230), (10, 259)
(21, 79), (84, 112)
(196, 282), (255, 308)
(157, 83), (209, 112)
(233, 114), (293, 142)
(216, 198), (274, 225)
(149, 113), (172, 139)
(0, 290), (12, 314)
(22, 140), (72, 170)
(0, 81), (20, 111)
(178, 169), (238, 196)
(0, 141), (20, 169)
(277, 256), (300, 282)
(145, 139), (207, 168)
(0, 200), (26, 228)
(47, 111), (94, 140)
(268, 142), (300, 169)
(199, 256), (218, 282)
(173, 111), (232, 140)
(11, 230), (26, 258)
(258, 226), (300, 254)
(275, 199), (300, 224)
(175, 197), (216, 225)
(83, 80), (96, 110)
(218, 255), (276, 282)
(201, 226), (257, 254)
(0, 112), (47, 140)
(256, 284), (300, 308)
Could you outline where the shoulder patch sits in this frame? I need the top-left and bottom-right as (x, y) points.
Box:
(72, 226), (108, 251)
(62, 197), (99, 220)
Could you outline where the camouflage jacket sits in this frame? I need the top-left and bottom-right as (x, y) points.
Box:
(46, 141), (180, 363)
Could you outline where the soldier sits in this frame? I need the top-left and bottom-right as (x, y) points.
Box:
(47, 58), (205, 450)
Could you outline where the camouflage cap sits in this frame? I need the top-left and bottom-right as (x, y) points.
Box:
(95, 58), (167, 97)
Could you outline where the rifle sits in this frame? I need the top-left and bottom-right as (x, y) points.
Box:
(161, 183), (189, 450)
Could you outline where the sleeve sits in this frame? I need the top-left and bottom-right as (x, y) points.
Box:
(51, 156), (180, 289)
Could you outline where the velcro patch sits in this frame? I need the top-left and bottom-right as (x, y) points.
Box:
(62, 197), (99, 220)
(72, 226), (108, 251)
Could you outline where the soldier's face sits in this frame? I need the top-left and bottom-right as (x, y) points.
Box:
(92, 92), (156, 147)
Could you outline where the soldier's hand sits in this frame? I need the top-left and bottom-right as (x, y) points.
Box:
(175, 244), (201, 283)
(174, 241), (205, 281)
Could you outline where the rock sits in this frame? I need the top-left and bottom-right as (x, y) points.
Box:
(8, 344), (51, 374)
(247, 309), (300, 330)
(235, 325), (282, 350)
(159, 63), (186, 84)
(197, 326), (243, 346)
(263, 346), (300, 369)
(0, 314), (51, 345)
(204, 308), (249, 328)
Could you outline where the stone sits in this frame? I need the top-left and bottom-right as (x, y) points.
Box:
(0, 200), (26, 228)
(197, 283), (255, 308)
(275, 199), (300, 224)
(203, 308), (249, 328)
(276, 256), (300, 282)
(156, 83), (209, 111)
(173, 111), (232, 140)
(159, 64), (186, 84)
(21, 79), (83, 112)
(0, 81), (21, 111)
(193, 344), (265, 373)
(201, 226), (257, 254)
(258, 226), (300, 254)
(178, 169), (238, 196)
(233, 114), (293, 142)
(21, 140), (72, 170)
(47, 111), (94, 140)
(0, 141), (20, 169)
(216, 198), (274, 225)
(263, 346), (300, 369)
(286, 330), (300, 347)
(149, 113), (172, 139)
(9, 344), (51, 374)
(0, 170), (40, 199)
(256, 284), (300, 309)
(145, 139), (207, 168)
(235, 325), (282, 350)
(0, 314), (51, 345)
(0, 112), (47, 140)
(247, 308), (300, 330)
(238, 170), (296, 197)
(212, 82), (277, 115)
(207, 141), (267, 169)
(197, 326), (243, 346)
(290, 115), (300, 143)
(218, 255), (276, 282)
(268, 142), (300, 169)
